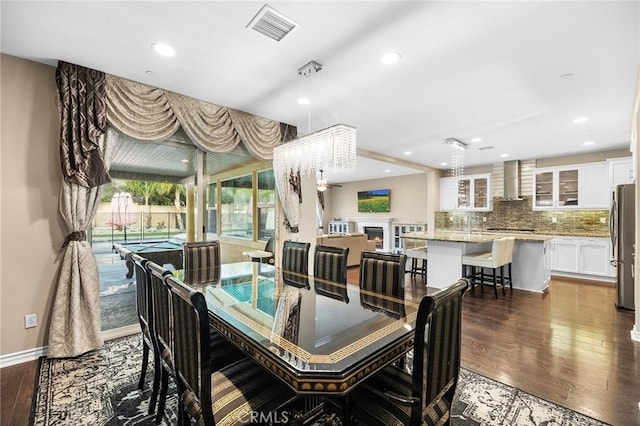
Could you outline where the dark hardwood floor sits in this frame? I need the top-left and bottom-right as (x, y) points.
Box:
(2, 271), (638, 425)
(0, 358), (38, 426)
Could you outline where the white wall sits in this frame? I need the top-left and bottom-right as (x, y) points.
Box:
(324, 173), (431, 228)
(1, 54), (62, 357)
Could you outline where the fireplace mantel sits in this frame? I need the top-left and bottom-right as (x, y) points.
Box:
(353, 217), (394, 252)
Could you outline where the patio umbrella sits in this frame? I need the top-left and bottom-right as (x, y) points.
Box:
(106, 192), (137, 242)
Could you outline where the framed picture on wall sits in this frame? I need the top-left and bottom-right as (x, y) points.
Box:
(357, 189), (390, 213)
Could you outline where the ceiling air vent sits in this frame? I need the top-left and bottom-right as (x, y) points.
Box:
(247, 5), (298, 42)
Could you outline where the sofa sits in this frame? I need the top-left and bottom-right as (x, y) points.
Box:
(316, 233), (377, 267)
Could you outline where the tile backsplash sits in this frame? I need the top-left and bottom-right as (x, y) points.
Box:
(435, 197), (609, 236)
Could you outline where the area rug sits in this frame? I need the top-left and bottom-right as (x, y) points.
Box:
(30, 334), (609, 425)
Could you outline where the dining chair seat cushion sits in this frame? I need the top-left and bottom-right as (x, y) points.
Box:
(182, 358), (295, 426)
(350, 364), (450, 426)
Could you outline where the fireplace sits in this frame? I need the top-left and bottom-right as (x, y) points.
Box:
(354, 217), (393, 252)
(364, 226), (384, 249)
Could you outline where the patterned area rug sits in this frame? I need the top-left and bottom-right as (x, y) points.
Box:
(30, 334), (609, 425)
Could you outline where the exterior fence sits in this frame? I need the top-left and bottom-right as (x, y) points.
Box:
(92, 210), (187, 245)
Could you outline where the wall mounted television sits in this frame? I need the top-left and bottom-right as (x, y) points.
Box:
(357, 189), (390, 213)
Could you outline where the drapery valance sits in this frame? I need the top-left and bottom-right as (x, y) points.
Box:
(105, 75), (285, 159)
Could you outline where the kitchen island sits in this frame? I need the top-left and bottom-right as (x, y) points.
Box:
(402, 231), (553, 293)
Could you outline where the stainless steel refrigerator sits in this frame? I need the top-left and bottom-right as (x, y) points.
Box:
(610, 184), (635, 310)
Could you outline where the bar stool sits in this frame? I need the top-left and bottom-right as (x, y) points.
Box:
(461, 238), (511, 298)
(501, 237), (515, 290)
(405, 246), (428, 281)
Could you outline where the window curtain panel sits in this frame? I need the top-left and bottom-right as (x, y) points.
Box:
(105, 74), (284, 159)
(49, 61), (111, 358)
(273, 168), (302, 234)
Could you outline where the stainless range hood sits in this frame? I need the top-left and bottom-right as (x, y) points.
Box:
(502, 160), (524, 200)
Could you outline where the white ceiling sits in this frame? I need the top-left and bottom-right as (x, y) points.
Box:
(2, 1), (639, 184)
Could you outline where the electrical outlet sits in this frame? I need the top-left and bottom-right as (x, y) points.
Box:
(24, 313), (37, 329)
(551, 217), (557, 223)
(600, 217), (606, 224)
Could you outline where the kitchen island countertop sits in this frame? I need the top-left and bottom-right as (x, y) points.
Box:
(401, 231), (554, 243)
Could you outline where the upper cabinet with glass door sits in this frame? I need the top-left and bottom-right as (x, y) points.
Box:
(533, 163), (609, 210)
(440, 173), (492, 211)
(533, 166), (579, 210)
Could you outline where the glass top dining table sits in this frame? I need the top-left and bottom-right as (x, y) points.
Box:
(173, 262), (418, 395)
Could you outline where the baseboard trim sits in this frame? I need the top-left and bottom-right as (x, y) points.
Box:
(0, 324), (142, 368)
(102, 324), (141, 341)
(631, 325), (640, 342)
(0, 346), (47, 368)
(550, 273), (615, 286)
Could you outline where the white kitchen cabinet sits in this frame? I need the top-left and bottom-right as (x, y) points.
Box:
(533, 167), (579, 210)
(534, 162), (611, 210)
(608, 157), (634, 187)
(579, 238), (611, 276)
(439, 177), (458, 211)
(579, 163), (609, 208)
(439, 173), (492, 211)
(551, 237), (580, 273)
(550, 236), (612, 278)
(328, 221), (355, 235)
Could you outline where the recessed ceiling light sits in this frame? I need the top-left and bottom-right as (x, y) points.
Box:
(384, 169), (391, 173)
(500, 153), (509, 158)
(471, 137), (482, 143)
(440, 162), (448, 166)
(404, 151), (412, 156)
(572, 116), (588, 124)
(181, 159), (190, 163)
(151, 42), (175, 57)
(583, 140), (595, 146)
(560, 73), (574, 79)
(297, 97), (310, 105)
(381, 51), (402, 65)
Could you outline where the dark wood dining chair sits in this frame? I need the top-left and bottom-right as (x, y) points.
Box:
(146, 261), (175, 424)
(359, 251), (407, 318)
(164, 274), (298, 425)
(132, 254), (160, 415)
(313, 245), (350, 303)
(349, 278), (470, 426)
(183, 240), (221, 285)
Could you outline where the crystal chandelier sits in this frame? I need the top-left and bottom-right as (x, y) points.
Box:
(273, 61), (357, 179)
(444, 138), (468, 191)
(273, 123), (356, 178)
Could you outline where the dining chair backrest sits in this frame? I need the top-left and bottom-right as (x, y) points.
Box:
(146, 261), (174, 366)
(282, 240), (311, 274)
(359, 251), (407, 318)
(132, 254), (152, 338)
(164, 274), (214, 424)
(314, 245), (349, 284)
(183, 240), (221, 285)
(410, 278), (469, 425)
(314, 245), (350, 302)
